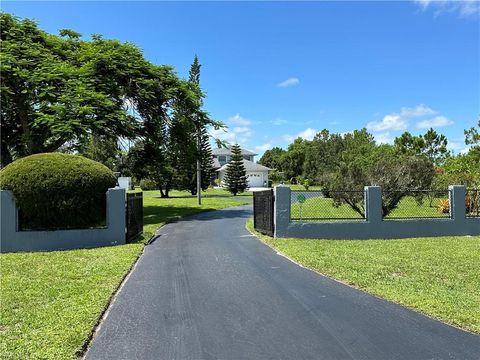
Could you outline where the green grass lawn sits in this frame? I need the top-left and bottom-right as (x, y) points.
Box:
(0, 188), (250, 359)
(0, 244), (143, 360)
(142, 188), (251, 240)
(247, 219), (480, 334)
(385, 196), (449, 219)
(290, 195), (449, 220)
(291, 196), (364, 220)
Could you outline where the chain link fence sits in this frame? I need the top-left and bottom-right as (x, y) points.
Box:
(466, 189), (480, 218)
(289, 188), (476, 221)
(290, 190), (365, 221)
(382, 189), (451, 219)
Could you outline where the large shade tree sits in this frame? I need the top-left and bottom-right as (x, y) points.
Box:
(0, 13), (204, 170)
(1, 13), (223, 196)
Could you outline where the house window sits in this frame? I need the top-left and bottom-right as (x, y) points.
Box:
(218, 156), (226, 163)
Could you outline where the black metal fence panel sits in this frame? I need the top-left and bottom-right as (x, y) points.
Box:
(126, 192), (143, 242)
(382, 189), (451, 219)
(290, 190), (365, 221)
(466, 189), (480, 218)
(253, 190), (275, 236)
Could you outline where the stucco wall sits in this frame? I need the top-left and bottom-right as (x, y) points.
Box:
(0, 188), (126, 253)
(274, 185), (480, 239)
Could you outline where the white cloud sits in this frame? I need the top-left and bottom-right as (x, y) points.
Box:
(447, 141), (464, 151)
(367, 114), (409, 132)
(210, 119), (253, 145)
(283, 128), (317, 142)
(399, 104), (436, 118)
(271, 118), (288, 126)
(416, 116), (453, 129)
(297, 128), (317, 140)
(277, 77), (300, 88)
(414, 0), (480, 17)
(374, 132), (394, 144)
(255, 143), (272, 152)
(367, 104), (441, 132)
(282, 135), (294, 142)
(210, 128), (236, 143)
(228, 113), (251, 126)
(233, 126), (251, 135)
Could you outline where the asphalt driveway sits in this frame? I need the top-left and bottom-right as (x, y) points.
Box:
(85, 205), (480, 360)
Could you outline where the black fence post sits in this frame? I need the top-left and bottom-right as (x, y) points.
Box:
(126, 192), (143, 242)
(253, 189), (275, 236)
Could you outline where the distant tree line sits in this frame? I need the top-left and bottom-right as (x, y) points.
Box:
(260, 124), (479, 216)
(1, 13), (221, 197)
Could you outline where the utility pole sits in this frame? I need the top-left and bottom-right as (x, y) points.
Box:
(196, 125), (202, 205)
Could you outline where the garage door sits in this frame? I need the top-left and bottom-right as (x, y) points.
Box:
(247, 173), (264, 187)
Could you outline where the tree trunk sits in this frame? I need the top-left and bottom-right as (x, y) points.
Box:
(15, 95), (35, 155)
(159, 188), (167, 198)
(0, 141), (12, 168)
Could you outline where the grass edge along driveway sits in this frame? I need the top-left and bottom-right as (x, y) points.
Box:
(246, 219), (480, 334)
(0, 189), (250, 360)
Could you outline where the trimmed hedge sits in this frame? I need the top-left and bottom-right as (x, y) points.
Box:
(0, 153), (117, 230)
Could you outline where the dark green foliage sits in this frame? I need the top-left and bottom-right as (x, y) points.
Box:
(464, 117), (479, 148)
(276, 128), (436, 216)
(282, 138), (308, 180)
(0, 13), (144, 164)
(440, 151), (480, 188)
(139, 178), (157, 190)
(75, 135), (121, 171)
(223, 144), (247, 196)
(0, 13), (204, 172)
(188, 55), (201, 85)
(394, 128), (449, 165)
(200, 126), (214, 190)
(1, 14), (224, 203)
(258, 147), (286, 170)
(0, 153), (116, 229)
(327, 153), (435, 217)
(124, 55), (222, 197)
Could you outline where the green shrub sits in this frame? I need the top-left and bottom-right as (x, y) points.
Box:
(0, 153), (117, 230)
(139, 178), (157, 190)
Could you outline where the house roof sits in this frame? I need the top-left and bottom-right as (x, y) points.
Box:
(212, 146), (257, 156)
(212, 158), (221, 169)
(217, 159), (271, 172)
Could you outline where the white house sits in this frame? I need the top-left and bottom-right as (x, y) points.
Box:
(212, 147), (270, 188)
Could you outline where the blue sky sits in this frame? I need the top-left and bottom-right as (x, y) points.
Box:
(3, 1), (479, 157)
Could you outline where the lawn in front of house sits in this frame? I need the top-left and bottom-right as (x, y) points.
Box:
(247, 219), (480, 334)
(142, 188), (251, 240)
(0, 188), (250, 359)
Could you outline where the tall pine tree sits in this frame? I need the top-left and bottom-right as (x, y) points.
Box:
(189, 55), (204, 201)
(200, 126), (214, 190)
(223, 144), (247, 196)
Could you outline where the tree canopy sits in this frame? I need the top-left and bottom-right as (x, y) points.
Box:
(1, 13), (222, 197)
(393, 128), (449, 165)
(259, 125), (478, 215)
